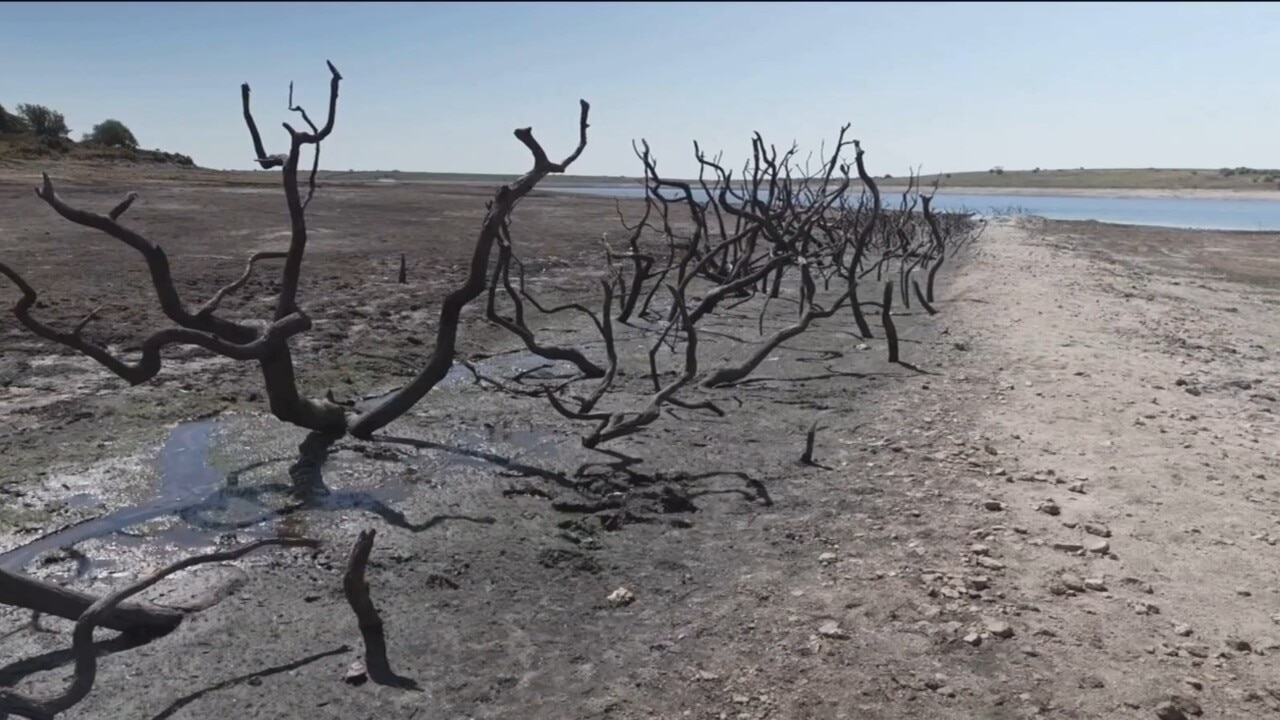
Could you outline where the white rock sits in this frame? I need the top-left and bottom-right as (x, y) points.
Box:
(818, 621), (849, 639)
(606, 587), (636, 607)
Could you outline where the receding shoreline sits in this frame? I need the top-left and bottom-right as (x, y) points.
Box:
(878, 184), (1280, 201)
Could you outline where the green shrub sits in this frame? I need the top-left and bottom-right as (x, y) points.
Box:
(83, 119), (138, 148)
(0, 104), (29, 134)
(15, 103), (69, 139)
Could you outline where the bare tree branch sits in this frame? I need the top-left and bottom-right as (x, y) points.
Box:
(1, 262), (309, 385)
(349, 100), (592, 438)
(196, 251), (288, 318)
(0, 538), (319, 720)
(342, 529), (416, 689)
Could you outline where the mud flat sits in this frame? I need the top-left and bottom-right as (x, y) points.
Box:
(2, 168), (1278, 718)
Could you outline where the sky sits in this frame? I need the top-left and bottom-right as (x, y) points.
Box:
(3, 2), (1279, 178)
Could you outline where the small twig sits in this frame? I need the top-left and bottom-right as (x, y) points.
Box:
(108, 192), (138, 221)
(196, 251), (288, 318)
(72, 307), (102, 339)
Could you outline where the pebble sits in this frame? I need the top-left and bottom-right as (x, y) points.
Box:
(976, 557), (1005, 570)
(983, 500), (1005, 511)
(606, 587), (636, 607)
(818, 552), (838, 565)
(1182, 677), (1203, 691)
(1235, 587), (1252, 597)
(970, 544), (991, 556)
(1052, 541), (1084, 552)
(1068, 481), (1087, 494)
(984, 619), (1015, 639)
(967, 576), (991, 591)
(1173, 624), (1193, 637)
(1084, 578), (1107, 591)
(1037, 500), (1061, 516)
(1133, 601), (1161, 616)
(1061, 574), (1086, 592)
(963, 632), (982, 646)
(817, 621), (849, 639)
(1084, 523), (1111, 538)
(1087, 539), (1110, 554)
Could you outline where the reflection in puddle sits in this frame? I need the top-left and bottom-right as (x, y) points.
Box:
(447, 428), (561, 470)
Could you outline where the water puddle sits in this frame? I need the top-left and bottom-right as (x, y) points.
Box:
(446, 428), (563, 471)
(0, 417), (410, 573)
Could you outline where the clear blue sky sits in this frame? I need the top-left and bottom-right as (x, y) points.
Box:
(4, 2), (1278, 177)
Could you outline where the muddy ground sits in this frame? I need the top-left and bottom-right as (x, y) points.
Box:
(1, 167), (1279, 719)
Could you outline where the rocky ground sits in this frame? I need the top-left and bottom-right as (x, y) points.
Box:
(1, 168), (1278, 719)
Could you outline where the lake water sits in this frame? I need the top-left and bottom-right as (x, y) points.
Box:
(544, 186), (1280, 232)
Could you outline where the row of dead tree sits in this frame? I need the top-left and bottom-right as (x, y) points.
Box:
(0, 60), (981, 716)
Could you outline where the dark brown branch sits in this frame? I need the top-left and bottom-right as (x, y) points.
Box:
(0, 538), (318, 720)
(349, 100), (591, 438)
(700, 289), (852, 388)
(108, 192), (137, 221)
(241, 82), (284, 169)
(578, 280), (618, 413)
(196, 251), (288, 318)
(342, 529), (415, 689)
(881, 281), (899, 363)
(2, 262), (309, 385)
(33, 174), (257, 343)
(581, 286), (697, 448)
(0, 568), (183, 637)
(485, 238), (606, 378)
(912, 279), (937, 315)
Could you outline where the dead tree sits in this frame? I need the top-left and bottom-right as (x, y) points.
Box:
(1, 61), (593, 441)
(0, 538), (317, 720)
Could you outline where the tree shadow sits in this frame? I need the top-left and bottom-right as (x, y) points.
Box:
(724, 370), (870, 387)
(148, 645), (349, 720)
(893, 360), (936, 375)
(375, 434), (582, 492)
(0, 630), (154, 689)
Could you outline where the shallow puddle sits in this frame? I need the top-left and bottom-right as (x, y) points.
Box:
(0, 416), (410, 572)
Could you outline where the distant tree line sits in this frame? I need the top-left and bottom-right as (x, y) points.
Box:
(1217, 166), (1280, 183)
(0, 102), (138, 148)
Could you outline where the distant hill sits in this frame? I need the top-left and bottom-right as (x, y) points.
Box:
(892, 167), (1280, 192)
(0, 133), (194, 167)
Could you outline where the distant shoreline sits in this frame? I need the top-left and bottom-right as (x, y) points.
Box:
(877, 185), (1280, 201)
